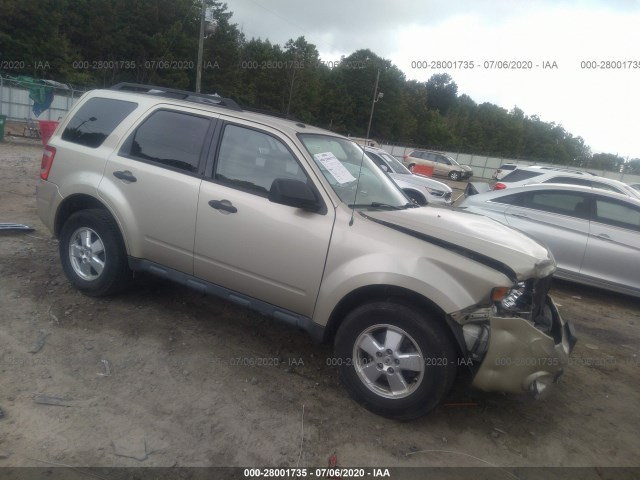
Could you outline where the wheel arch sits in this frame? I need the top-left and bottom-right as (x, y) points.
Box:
(323, 284), (463, 355)
(54, 195), (125, 249)
(402, 188), (427, 205)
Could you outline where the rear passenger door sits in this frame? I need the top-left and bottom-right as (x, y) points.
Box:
(193, 120), (335, 317)
(581, 195), (640, 292)
(99, 107), (217, 274)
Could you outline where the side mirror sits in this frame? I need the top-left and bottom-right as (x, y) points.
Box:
(269, 178), (321, 212)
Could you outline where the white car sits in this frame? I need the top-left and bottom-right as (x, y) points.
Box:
(363, 146), (453, 205)
(494, 166), (640, 200)
(492, 163), (518, 180)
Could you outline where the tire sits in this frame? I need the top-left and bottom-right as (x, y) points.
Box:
(407, 163), (416, 172)
(59, 209), (130, 296)
(334, 301), (457, 420)
(448, 171), (461, 181)
(404, 189), (427, 206)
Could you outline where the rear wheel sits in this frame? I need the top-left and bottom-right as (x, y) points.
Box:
(334, 302), (457, 420)
(59, 209), (130, 296)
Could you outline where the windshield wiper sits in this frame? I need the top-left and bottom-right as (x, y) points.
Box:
(348, 202), (417, 210)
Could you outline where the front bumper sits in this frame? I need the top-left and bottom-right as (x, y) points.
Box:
(471, 296), (577, 395)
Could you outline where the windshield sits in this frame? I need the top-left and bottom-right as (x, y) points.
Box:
(299, 134), (412, 209)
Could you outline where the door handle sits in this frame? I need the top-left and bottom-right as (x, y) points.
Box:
(113, 170), (137, 183)
(208, 199), (237, 214)
(594, 233), (611, 241)
(511, 212), (528, 218)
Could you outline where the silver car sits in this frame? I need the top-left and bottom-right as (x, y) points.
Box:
(460, 183), (640, 297)
(363, 146), (453, 205)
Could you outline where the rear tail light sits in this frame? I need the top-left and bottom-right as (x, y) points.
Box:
(40, 146), (56, 180)
(493, 182), (506, 190)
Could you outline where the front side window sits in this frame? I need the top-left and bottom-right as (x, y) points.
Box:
(62, 97), (137, 148)
(594, 198), (640, 231)
(123, 110), (210, 172)
(215, 124), (308, 196)
(299, 134), (410, 209)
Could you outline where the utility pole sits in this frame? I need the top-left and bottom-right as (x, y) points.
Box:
(366, 68), (382, 141)
(196, 0), (206, 93)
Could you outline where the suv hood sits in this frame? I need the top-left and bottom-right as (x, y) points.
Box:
(364, 207), (554, 282)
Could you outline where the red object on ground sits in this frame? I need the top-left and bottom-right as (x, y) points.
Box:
(411, 164), (434, 177)
(38, 120), (59, 147)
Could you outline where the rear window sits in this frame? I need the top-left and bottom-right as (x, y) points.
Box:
(500, 164), (517, 170)
(62, 97), (137, 148)
(501, 169), (543, 182)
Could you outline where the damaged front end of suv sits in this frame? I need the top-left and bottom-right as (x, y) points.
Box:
(452, 258), (577, 397)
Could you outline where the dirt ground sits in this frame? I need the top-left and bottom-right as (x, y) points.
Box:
(0, 137), (639, 472)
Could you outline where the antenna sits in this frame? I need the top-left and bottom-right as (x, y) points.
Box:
(349, 145), (368, 226)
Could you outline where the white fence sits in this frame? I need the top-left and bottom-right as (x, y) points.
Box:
(380, 144), (640, 185)
(0, 77), (83, 122)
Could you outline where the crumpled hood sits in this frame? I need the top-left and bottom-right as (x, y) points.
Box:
(364, 207), (555, 281)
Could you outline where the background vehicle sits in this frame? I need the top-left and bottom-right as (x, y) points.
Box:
(492, 163), (518, 180)
(494, 166), (640, 200)
(36, 83), (575, 419)
(460, 183), (640, 297)
(402, 150), (473, 181)
(363, 146), (452, 205)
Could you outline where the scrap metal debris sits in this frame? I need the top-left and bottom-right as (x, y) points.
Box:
(33, 394), (75, 407)
(97, 359), (111, 377)
(0, 223), (34, 232)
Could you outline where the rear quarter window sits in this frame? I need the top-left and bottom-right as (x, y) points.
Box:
(62, 97), (137, 148)
(501, 169), (544, 182)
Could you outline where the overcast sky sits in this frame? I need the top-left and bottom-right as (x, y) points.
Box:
(228, 0), (640, 159)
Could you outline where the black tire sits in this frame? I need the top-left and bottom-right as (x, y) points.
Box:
(448, 171), (461, 181)
(404, 189), (427, 206)
(407, 163), (416, 172)
(334, 301), (457, 420)
(59, 209), (130, 296)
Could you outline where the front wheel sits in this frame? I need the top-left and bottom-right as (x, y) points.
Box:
(59, 209), (130, 296)
(448, 171), (461, 181)
(334, 302), (457, 420)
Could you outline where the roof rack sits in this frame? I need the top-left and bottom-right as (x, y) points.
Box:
(110, 82), (243, 112)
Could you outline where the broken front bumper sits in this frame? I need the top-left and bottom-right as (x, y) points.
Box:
(471, 296), (577, 396)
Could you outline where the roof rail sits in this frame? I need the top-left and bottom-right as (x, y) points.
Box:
(110, 82), (243, 111)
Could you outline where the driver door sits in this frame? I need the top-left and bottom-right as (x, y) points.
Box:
(193, 121), (335, 317)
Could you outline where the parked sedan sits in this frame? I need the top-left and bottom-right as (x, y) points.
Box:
(363, 146), (453, 205)
(459, 183), (640, 297)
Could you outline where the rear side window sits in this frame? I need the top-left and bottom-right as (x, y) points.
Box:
(62, 97), (137, 148)
(594, 198), (640, 231)
(122, 110), (210, 173)
(501, 169), (543, 182)
(543, 176), (591, 187)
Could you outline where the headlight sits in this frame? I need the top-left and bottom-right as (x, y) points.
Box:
(424, 187), (445, 196)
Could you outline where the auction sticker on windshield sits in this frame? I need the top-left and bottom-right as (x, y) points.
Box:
(314, 152), (357, 184)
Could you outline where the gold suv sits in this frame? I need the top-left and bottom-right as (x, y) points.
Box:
(36, 84), (576, 419)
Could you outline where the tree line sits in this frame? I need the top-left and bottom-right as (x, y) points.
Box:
(1, 0), (637, 172)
